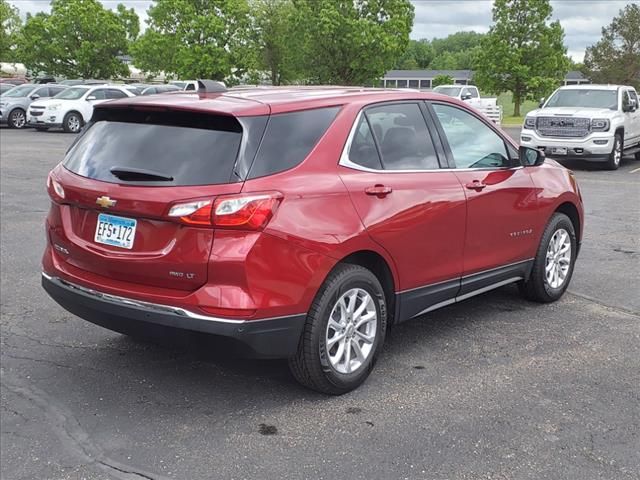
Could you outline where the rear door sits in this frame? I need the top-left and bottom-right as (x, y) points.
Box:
(427, 101), (540, 294)
(339, 102), (467, 320)
(49, 108), (257, 291)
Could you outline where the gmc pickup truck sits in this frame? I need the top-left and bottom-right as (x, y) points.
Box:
(521, 84), (640, 170)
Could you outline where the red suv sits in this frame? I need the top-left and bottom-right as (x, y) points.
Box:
(42, 82), (584, 394)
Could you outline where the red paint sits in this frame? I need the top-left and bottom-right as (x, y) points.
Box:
(43, 87), (583, 322)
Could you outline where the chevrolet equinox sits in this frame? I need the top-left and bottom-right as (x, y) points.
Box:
(42, 81), (584, 394)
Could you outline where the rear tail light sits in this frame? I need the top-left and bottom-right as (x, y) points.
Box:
(47, 173), (65, 200)
(168, 200), (213, 226)
(168, 192), (282, 230)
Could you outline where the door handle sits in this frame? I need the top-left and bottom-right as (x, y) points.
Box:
(465, 180), (487, 191)
(365, 185), (393, 197)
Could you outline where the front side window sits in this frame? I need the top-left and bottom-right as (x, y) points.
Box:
(365, 103), (440, 170)
(432, 103), (510, 169)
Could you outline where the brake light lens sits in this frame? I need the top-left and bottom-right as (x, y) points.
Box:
(168, 200), (213, 226)
(214, 192), (282, 230)
(168, 192), (282, 230)
(47, 173), (65, 200)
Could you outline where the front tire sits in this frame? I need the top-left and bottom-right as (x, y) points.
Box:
(519, 213), (577, 303)
(63, 112), (83, 133)
(289, 264), (387, 395)
(605, 134), (622, 170)
(8, 108), (26, 129)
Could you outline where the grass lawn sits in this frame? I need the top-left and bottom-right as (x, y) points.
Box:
(497, 92), (538, 125)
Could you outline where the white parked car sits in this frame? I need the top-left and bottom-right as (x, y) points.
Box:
(521, 84), (640, 170)
(432, 85), (501, 124)
(27, 85), (136, 133)
(168, 80), (199, 92)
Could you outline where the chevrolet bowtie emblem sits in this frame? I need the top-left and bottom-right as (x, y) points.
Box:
(96, 196), (117, 208)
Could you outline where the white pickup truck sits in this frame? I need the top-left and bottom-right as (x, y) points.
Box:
(521, 84), (640, 170)
(432, 85), (501, 124)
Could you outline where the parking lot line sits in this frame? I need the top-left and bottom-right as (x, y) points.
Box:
(630, 166), (640, 173)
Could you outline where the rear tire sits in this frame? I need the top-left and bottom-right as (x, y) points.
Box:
(519, 213), (577, 303)
(605, 134), (622, 170)
(63, 112), (83, 133)
(289, 264), (387, 395)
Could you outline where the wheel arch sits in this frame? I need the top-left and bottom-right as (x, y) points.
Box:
(554, 201), (582, 249)
(335, 250), (398, 325)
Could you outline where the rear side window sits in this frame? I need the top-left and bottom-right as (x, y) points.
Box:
(366, 103), (440, 170)
(247, 106), (340, 179)
(63, 110), (242, 186)
(348, 115), (383, 170)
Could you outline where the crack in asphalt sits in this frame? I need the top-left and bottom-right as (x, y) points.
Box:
(1, 375), (171, 480)
(567, 291), (640, 318)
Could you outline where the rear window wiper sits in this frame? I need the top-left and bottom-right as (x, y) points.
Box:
(110, 167), (174, 182)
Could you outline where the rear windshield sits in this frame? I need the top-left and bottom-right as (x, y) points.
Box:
(63, 110), (242, 186)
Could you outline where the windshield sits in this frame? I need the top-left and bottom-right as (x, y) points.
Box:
(433, 86), (462, 97)
(1, 84), (37, 98)
(170, 81), (186, 89)
(545, 89), (618, 110)
(54, 87), (89, 100)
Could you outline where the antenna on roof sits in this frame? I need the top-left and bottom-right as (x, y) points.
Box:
(197, 79), (227, 93)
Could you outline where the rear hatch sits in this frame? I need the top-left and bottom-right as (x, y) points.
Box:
(48, 107), (262, 291)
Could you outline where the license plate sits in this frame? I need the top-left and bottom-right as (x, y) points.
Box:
(95, 213), (136, 249)
(551, 147), (568, 155)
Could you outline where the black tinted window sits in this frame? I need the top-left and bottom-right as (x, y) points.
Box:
(365, 103), (440, 170)
(107, 89), (127, 99)
(348, 115), (383, 169)
(91, 89), (107, 100)
(432, 103), (509, 169)
(248, 107), (340, 179)
(63, 113), (242, 186)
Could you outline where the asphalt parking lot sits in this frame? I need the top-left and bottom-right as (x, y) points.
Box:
(1, 126), (639, 480)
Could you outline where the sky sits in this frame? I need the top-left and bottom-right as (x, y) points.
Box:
(8, 0), (632, 62)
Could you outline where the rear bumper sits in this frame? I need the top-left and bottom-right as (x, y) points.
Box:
(42, 272), (306, 358)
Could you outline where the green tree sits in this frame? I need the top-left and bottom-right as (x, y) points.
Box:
(583, 3), (640, 89)
(132, 0), (252, 82)
(17, 0), (137, 78)
(296, 0), (414, 85)
(432, 74), (454, 87)
(474, 0), (570, 116)
(116, 4), (140, 43)
(0, 0), (22, 62)
(396, 39), (433, 69)
(250, 0), (302, 85)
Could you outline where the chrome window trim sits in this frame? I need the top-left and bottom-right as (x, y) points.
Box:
(42, 272), (303, 325)
(339, 109), (523, 174)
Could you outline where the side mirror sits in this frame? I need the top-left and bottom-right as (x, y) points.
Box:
(538, 97), (545, 108)
(624, 99), (638, 112)
(519, 146), (545, 167)
(461, 93), (472, 100)
(86, 95), (96, 101)
(30, 94), (40, 100)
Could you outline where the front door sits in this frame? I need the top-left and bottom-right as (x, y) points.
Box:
(339, 102), (467, 321)
(428, 102), (541, 295)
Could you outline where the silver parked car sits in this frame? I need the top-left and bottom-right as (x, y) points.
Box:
(1, 84), (68, 129)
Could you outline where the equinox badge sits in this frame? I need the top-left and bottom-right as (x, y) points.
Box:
(96, 196), (117, 208)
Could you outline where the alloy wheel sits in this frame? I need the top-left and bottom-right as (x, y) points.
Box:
(68, 115), (81, 133)
(11, 110), (26, 129)
(545, 228), (572, 289)
(325, 288), (377, 374)
(613, 139), (622, 167)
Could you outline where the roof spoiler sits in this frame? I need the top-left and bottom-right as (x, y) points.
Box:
(197, 79), (227, 94)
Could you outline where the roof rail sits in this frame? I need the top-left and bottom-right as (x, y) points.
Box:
(197, 79), (227, 93)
